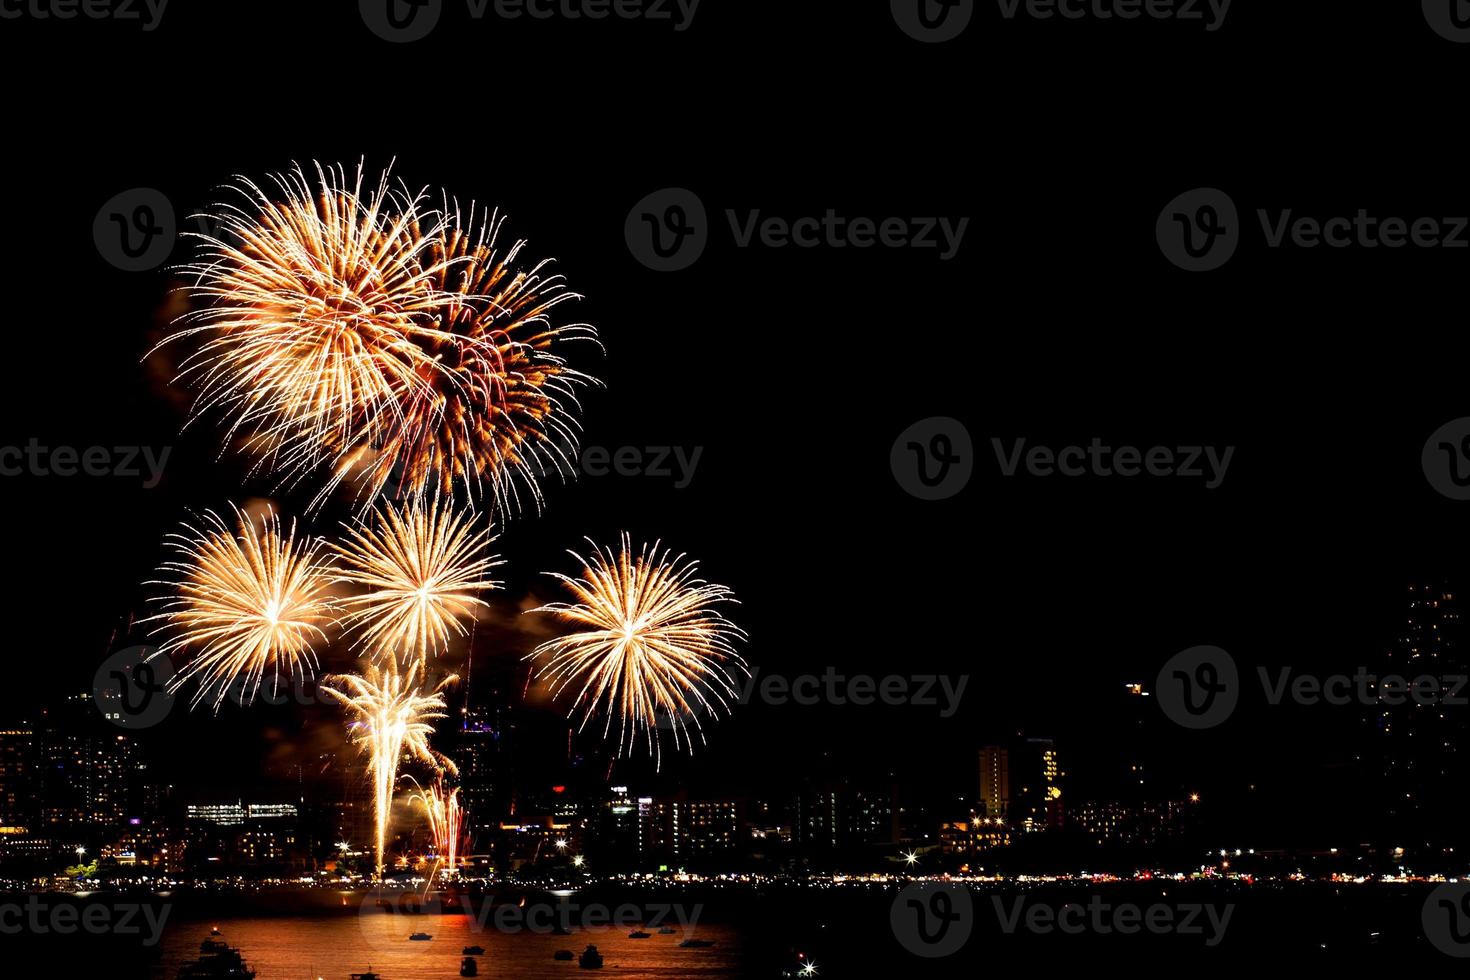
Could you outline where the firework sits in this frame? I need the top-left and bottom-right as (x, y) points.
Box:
(323, 664), (457, 878)
(154, 161), (598, 514)
(409, 777), (467, 884)
(146, 505), (336, 710)
(526, 535), (748, 765)
(333, 497), (502, 672)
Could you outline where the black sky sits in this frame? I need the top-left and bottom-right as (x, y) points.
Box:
(2, 0), (1468, 844)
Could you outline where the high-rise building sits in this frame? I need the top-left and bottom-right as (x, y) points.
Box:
(978, 746), (1010, 818)
(635, 794), (740, 867)
(0, 725), (38, 831)
(1367, 581), (1468, 848)
(456, 704), (506, 843)
(1012, 737), (1064, 832)
(38, 696), (142, 833)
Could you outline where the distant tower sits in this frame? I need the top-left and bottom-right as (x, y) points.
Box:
(978, 746), (1010, 819)
(0, 724), (38, 830)
(1370, 581), (1467, 849)
(1012, 737), (1064, 832)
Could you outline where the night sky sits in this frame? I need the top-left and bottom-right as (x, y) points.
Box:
(2, 1), (1468, 847)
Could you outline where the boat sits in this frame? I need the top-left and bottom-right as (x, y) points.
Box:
(462, 945), (485, 955)
(553, 950), (574, 961)
(628, 930), (651, 939)
(408, 932), (433, 941)
(178, 943), (256, 979)
(350, 974), (381, 980)
(679, 938), (715, 948)
(578, 944), (604, 969)
(209, 927), (222, 937)
(460, 957), (478, 977)
(657, 927), (676, 935)
(550, 923), (571, 935)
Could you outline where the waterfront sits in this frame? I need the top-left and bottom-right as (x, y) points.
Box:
(152, 913), (744, 979)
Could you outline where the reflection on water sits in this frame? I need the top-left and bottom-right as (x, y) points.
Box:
(155, 913), (742, 979)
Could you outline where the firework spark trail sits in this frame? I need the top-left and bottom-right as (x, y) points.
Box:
(526, 534), (748, 767)
(152, 161), (599, 516)
(145, 505), (336, 711)
(333, 497), (503, 673)
(323, 664), (457, 879)
(409, 777), (466, 887)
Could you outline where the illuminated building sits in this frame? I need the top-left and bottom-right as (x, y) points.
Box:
(0, 725), (38, 831)
(1012, 737), (1064, 832)
(978, 745), (1010, 819)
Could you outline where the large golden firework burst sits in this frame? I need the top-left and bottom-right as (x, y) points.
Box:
(332, 496), (503, 671)
(155, 161), (598, 515)
(145, 505), (337, 710)
(526, 534), (748, 765)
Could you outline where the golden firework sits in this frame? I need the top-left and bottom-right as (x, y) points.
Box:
(409, 777), (466, 885)
(333, 497), (502, 672)
(146, 505), (336, 710)
(323, 664), (457, 878)
(526, 534), (748, 765)
(155, 162), (597, 514)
